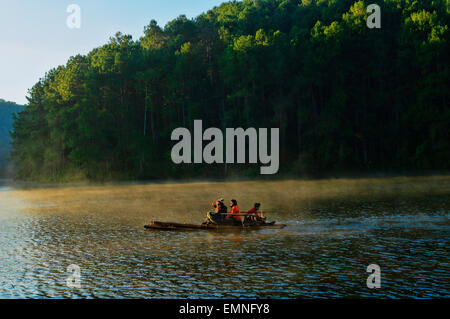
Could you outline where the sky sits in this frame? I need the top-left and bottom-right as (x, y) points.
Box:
(0, 0), (225, 105)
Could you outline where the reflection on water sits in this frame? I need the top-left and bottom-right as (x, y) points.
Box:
(0, 176), (449, 298)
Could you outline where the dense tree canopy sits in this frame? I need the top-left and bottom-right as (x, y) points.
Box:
(10, 0), (449, 181)
(0, 99), (23, 176)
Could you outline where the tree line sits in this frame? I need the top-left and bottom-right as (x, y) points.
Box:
(10, 0), (449, 181)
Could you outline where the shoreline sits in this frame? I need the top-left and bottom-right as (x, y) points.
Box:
(5, 171), (450, 191)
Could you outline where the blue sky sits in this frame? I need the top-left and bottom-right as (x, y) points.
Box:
(0, 0), (225, 105)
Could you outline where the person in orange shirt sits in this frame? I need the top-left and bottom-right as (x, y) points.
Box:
(227, 199), (242, 224)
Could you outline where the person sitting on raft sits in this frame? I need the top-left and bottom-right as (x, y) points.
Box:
(204, 198), (228, 224)
(212, 198), (227, 214)
(227, 199), (242, 224)
(246, 203), (266, 223)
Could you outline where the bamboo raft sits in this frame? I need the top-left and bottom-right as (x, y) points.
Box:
(144, 220), (286, 231)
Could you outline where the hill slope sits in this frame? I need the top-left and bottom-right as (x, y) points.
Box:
(9, 0), (450, 181)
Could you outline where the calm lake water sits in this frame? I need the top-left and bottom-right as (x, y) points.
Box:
(0, 176), (449, 299)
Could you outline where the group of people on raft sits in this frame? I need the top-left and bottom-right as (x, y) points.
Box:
(205, 198), (266, 225)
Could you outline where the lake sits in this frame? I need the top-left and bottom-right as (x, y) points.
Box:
(0, 176), (449, 298)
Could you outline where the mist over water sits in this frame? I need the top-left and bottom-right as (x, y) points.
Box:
(0, 176), (449, 298)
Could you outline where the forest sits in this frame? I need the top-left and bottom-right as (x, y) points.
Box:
(0, 99), (23, 177)
(10, 0), (449, 181)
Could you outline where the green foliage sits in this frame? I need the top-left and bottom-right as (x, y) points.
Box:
(0, 99), (23, 176)
(10, 0), (450, 181)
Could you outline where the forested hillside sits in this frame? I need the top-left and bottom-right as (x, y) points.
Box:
(0, 99), (23, 176)
(10, 0), (449, 181)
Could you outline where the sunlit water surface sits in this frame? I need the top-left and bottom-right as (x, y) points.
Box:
(0, 176), (449, 298)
